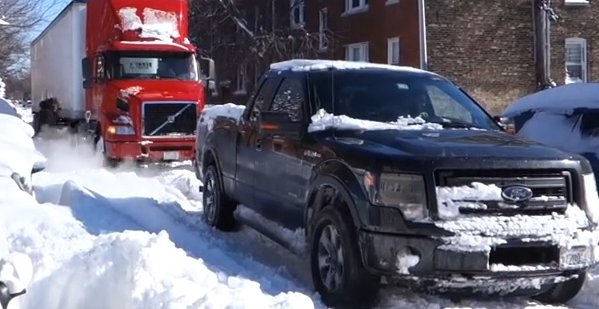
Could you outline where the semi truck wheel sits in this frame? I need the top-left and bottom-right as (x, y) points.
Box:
(202, 165), (237, 231)
(310, 205), (379, 307)
(533, 271), (586, 304)
(95, 136), (120, 168)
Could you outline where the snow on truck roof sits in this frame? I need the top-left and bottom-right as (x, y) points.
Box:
(269, 59), (434, 75)
(503, 82), (599, 117)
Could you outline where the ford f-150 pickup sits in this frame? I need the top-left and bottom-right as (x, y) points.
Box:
(195, 59), (599, 307)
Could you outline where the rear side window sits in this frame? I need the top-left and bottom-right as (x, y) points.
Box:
(249, 78), (279, 122)
(270, 78), (304, 122)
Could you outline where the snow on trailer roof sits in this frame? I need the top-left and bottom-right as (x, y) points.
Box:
(503, 82), (599, 117)
(270, 59), (434, 75)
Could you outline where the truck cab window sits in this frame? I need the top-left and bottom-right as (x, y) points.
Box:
(105, 51), (198, 81)
(270, 78), (304, 122)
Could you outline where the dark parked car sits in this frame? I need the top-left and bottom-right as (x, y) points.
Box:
(502, 83), (599, 191)
(195, 60), (599, 307)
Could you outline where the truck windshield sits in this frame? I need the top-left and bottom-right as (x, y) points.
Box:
(309, 70), (499, 130)
(105, 51), (198, 81)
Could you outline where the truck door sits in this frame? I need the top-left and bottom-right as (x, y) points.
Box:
(91, 54), (107, 124)
(236, 77), (280, 209)
(254, 77), (307, 228)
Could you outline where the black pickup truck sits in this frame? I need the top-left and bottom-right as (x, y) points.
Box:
(195, 60), (599, 307)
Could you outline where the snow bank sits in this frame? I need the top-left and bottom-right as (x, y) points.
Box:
(118, 7), (181, 42)
(0, 114), (46, 181)
(270, 59), (429, 75)
(503, 83), (599, 117)
(308, 109), (443, 132)
(201, 103), (246, 130)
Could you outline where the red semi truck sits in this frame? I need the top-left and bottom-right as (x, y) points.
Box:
(31, 0), (215, 163)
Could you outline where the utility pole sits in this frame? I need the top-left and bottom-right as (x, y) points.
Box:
(532, 0), (560, 90)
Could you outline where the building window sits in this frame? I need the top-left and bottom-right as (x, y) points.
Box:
(235, 65), (247, 94)
(565, 37), (587, 84)
(345, 0), (368, 13)
(319, 8), (329, 50)
(345, 42), (369, 62)
(290, 0), (305, 29)
(387, 37), (400, 65)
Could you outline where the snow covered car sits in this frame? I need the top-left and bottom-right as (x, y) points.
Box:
(0, 98), (46, 194)
(501, 83), (599, 190)
(196, 60), (599, 307)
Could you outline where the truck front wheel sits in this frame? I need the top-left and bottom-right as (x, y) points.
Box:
(202, 165), (237, 231)
(533, 270), (586, 304)
(310, 206), (379, 307)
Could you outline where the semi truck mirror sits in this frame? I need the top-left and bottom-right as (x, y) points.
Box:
(82, 57), (92, 88)
(199, 57), (216, 80)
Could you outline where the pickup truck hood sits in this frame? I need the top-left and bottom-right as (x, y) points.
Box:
(316, 129), (575, 160)
(109, 80), (202, 102)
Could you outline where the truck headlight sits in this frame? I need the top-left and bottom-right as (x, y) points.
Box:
(364, 172), (428, 221)
(107, 125), (135, 136)
(583, 173), (599, 224)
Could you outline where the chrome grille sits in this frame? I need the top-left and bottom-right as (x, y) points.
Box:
(142, 102), (197, 137)
(435, 169), (573, 216)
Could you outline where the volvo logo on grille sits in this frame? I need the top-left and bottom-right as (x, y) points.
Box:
(501, 185), (533, 203)
(167, 115), (176, 123)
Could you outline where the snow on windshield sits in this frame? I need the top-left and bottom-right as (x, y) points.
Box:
(118, 7), (181, 42)
(503, 83), (599, 117)
(308, 109), (443, 132)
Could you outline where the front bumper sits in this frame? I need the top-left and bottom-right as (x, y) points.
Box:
(359, 230), (598, 295)
(104, 138), (195, 161)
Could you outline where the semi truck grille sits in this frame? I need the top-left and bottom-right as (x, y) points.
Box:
(142, 102), (197, 137)
(435, 169), (573, 216)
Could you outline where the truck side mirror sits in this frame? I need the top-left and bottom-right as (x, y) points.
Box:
(82, 57), (92, 89)
(198, 57), (216, 81)
(258, 111), (303, 137)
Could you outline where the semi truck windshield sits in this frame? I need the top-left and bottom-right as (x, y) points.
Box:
(105, 51), (198, 81)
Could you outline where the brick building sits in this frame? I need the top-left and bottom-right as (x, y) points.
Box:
(197, 0), (597, 114)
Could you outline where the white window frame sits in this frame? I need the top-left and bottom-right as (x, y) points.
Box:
(235, 65), (247, 94)
(290, 0), (305, 29)
(318, 8), (329, 51)
(564, 0), (589, 7)
(345, 42), (369, 62)
(345, 0), (368, 14)
(386, 0), (399, 5)
(565, 37), (587, 84)
(387, 37), (400, 65)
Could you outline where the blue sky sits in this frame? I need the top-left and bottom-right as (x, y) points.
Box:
(27, 0), (70, 42)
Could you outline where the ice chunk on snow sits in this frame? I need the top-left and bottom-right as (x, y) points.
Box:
(308, 109), (443, 132)
(201, 103), (246, 130)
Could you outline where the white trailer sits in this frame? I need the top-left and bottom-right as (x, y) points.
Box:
(30, 1), (86, 121)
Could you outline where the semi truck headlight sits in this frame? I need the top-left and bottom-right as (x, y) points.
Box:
(364, 172), (428, 221)
(107, 125), (135, 136)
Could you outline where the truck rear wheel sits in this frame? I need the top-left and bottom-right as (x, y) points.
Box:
(310, 206), (379, 307)
(533, 271), (586, 304)
(202, 165), (237, 231)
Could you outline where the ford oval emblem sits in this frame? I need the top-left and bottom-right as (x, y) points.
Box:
(501, 185), (534, 203)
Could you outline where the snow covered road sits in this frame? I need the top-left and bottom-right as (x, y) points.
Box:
(0, 130), (596, 308)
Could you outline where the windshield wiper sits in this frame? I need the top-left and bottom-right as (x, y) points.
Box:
(430, 118), (483, 129)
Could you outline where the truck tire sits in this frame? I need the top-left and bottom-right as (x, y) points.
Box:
(533, 271), (586, 304)
(310, 206), (379, 307)
(202, 164), (237, 231)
